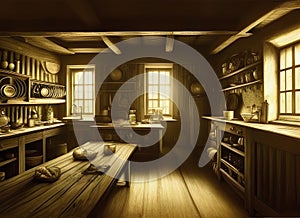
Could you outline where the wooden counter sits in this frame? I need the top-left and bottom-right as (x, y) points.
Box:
(202, 116), (300, 140)
(0, 123), (66, 139)
(202, 116), (300, 217)
(0, 141), (137, 218)
(0, 123), (66, 180)
(91, 123), (164, 153)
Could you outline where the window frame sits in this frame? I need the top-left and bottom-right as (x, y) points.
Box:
(144, 64), (173, 116)
(66, 65), (95, 117)
(278, 41), (300, 120)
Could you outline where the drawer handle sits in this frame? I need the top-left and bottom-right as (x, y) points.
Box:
(230, 127), (235, 131)
(236, 130), (242, 135)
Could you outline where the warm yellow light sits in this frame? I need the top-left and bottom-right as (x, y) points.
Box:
(269, 27), (300, 47)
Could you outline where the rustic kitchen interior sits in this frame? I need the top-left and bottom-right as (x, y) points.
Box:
(0, 1), (300, 217)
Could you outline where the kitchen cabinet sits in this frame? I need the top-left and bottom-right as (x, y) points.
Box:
(0, 124), (66, 180)
(203, 116), (300, 217)
(219, 123), (246, 199)
(0, 137), (19, 179)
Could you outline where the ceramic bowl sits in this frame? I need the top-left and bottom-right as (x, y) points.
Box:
(240, 113), (254, 122)
(1, 84), (16, 98)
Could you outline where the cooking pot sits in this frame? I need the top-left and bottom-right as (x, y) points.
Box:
(0, 110), (9, 127)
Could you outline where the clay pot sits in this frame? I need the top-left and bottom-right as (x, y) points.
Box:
(8, 63), (15, 71)
(110, 69), (122, 81)
(190, 82), (204, 95)
(1, 61), (8, 69)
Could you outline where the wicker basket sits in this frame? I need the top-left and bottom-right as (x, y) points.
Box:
(26, 155), (43, 167)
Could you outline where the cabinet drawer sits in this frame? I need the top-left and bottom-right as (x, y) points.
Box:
(44, 127), (65, 138)
(224, 124), (245, 136)
(0, 138), (19, 151)
(24, 132), (43, 143)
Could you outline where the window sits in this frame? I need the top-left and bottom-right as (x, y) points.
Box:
(67, 65), (95, 117)
(279, 41), (300, 116)
(145, 65), (172, 115)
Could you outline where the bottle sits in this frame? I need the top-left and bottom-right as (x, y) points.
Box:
(261, 100), (269, 123)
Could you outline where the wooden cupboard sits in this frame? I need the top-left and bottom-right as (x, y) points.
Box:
(203, 116), (300, 217)
(0, 124), (66, 180)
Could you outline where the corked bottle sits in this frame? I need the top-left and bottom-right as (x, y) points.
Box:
(261, 100), (269, 123)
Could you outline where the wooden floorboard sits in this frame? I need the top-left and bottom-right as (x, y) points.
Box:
(93, 147), (249, 218)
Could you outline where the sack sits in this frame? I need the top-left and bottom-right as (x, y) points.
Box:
(34, 166), (61, 182)
(73, 147), (97, 160)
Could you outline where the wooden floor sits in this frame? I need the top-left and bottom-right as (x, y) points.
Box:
(93, 147), (249, 218)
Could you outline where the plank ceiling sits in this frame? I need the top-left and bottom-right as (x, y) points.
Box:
(0, 0), (300, 55)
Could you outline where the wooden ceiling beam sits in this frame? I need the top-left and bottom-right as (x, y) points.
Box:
(23, 37), (75, 54)
(165, 35), (174, 52)
(68, 48), (106, 54)
(211, 0), (300, 54)
(0, 31), (239, 38)
(0, 37), (60, 63)
(101, 36), (122, 55)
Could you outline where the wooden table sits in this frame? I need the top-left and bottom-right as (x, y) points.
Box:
(0, 141), (136, 218)
(90, 123), (164, 153)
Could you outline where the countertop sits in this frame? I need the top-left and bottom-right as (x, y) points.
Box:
(90, 123), (164, 129)
(0, 123), (66, 139)
(202, 116), (300, 140)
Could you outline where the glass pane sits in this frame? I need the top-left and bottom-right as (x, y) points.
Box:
(280, 70), (286, 91)
(148, 100), (158, 109)
(160, 71), (170, 84)
(280, 49), (286, 70)
(286, 46), (293, 68)
(286, 69), (292, 90)
(148, 85), (158, 96)
(84, 85), (93, 99)
(84, 71), (93, 84)
(296, 67), (300, 89)
(296, 92), (300, 113)
(84, 100), (93, 113)
(74, 85), (83, 99)
(280, 93), (285, 113)
(160, 100), (170, 114)
(74, 71), (83, 85)
(76, 100), (83, 108)
(160, 85), (170, 98)
(148, 71), (159, 84)
(286, 92), (292, 113)
(295, 43), (300, 66)
(148, 91), (158, 99)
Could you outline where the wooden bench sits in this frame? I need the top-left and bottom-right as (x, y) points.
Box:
(0, 141), (137, 218)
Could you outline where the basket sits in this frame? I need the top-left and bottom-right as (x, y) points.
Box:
(26, 155), (43, 167)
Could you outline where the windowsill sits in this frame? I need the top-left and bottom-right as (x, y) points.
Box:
(270, 120), (300, 127)
(161, 116), (177, 122)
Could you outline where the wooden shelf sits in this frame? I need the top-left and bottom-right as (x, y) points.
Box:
(0, 158), (17, 168)
(219, 61), (262, 80)
(221, 79), (262, 92)
(220, 159), (244, 177)
(29, 98), (66, 104)
(221, 142), (245, 157)
(0, 98), (65, 105)
(0, 69), (31, 79)
(220, 168), (245, 193)
(31, 79), (65, 87)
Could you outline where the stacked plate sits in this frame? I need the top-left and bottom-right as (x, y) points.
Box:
(32, 83), (66, 98)
(0, 76), (26, 99)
